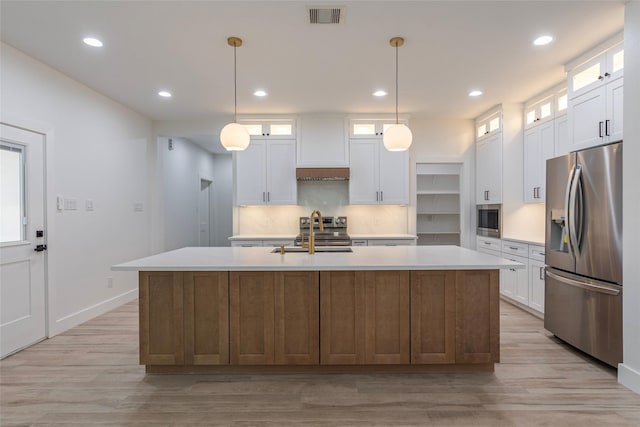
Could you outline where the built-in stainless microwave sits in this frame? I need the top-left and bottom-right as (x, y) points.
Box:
(477, 204), (502, 238)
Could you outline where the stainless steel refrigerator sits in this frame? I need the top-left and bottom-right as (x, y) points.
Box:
(544, 141), (622, 367)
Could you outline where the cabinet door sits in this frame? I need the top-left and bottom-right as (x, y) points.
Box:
(266, 140), (297, 205)
(500, 268), (516, 299)
(605, 77), (623, 143)
(349, 140), (379, 204)
(529, 260), (546, 313)
(410, 271), (455, 364)
(513, 256), (529, 305)
(476, 133), (502, 203)
(229, 272), (275, 365)
(183, 272), (229, 365)
(554, 115), (569, 157)
(274, 272), (319, 365)
(139, 272), (184, 365)
(568, 86), (606, 151)
(378, 148), (409, 205)
(320, 271), (366, 365)
(569, 54), (605, 99)
(523, 127), (542, 203)
(235, 141), (267, 205)
(364, 271), (410, 364)
(455, 270), (499, 363)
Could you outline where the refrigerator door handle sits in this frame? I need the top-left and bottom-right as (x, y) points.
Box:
(568, 164), (582, 256)
(546, 269), (621, 296)
(564, 165), (576, 257)
(575, 170), (585, 251)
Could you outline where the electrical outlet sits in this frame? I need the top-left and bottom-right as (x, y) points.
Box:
(107, 277), (113, 288)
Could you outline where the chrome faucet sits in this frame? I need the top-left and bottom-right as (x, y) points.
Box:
(302, 209), (324, 254)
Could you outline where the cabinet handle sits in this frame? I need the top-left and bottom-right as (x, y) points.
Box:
(484, 242), (491, 245)
(605, 120), (610, 136)
(380, 191), (383, 201)
(599, 121), (604, 138)
(533, 187), (537, 199)
(267, 192), (270, 202)
(598, 75), (604, 80)
(539, 267), (544, 281)
(604, 72), (611, 77)
(376, 191), (379, 201)
(263, 192), (266, 202)
(509, 246), (519, 251)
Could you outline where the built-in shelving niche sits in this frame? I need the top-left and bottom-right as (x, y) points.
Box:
(416, 163), (462, 246)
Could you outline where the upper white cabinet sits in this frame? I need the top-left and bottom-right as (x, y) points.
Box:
(522, 84), (566, 203)
(475, 132), (502, 204)
(475, 112), (501, 141)
(349, 139), (408, 205)
(297, 115), (349, 167)
(235, 140), (297, 205)
(349, 118), (407, 139)
(566, 41), (623, 152)
(239, 118), (296, 139)
(568, 42), (623, 100)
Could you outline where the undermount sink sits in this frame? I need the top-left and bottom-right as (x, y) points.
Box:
(271, 247), (353, 254)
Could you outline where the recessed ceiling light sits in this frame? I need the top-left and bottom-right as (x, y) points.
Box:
(469, 90), (483, 97)
(533, 35), (553, 46)
(254, 90), (267, 97)
(83, 37), (103, 47)
(158, 91), (172, 98)
(373, 90), (387, 97)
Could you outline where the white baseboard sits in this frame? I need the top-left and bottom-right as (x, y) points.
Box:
(50, 289), (137, 336)
(618, 363), (640, 394)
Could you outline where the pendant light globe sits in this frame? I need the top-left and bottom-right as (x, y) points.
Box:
(383, 123), (413, 151)
(220, 122), (250, 151)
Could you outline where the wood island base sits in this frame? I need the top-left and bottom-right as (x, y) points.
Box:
(139, 269), (500, 373)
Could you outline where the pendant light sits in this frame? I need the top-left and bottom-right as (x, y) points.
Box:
(220, 36), (250, 151)
(383, 37), (413, 152)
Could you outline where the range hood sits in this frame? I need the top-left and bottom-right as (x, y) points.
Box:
(296, 167), (350, 181)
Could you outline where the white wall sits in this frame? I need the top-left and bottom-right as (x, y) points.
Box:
(619, 1), (640, 394)
(0, 43), (152, 335)
(500, 104), (546, 244)
(212, 154), (233, 246)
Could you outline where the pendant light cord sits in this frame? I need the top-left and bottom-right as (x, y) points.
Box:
(395, 42), (399, 124)
(233, 43), (238, 123)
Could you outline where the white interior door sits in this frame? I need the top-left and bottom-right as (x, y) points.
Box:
(0, 123), (47, 358)
(198, 179), (212, 247)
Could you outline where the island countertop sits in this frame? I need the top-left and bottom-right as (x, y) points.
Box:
(112, 245), (523, 272)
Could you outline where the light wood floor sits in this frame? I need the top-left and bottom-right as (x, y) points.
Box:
(1, 300), (639, 426)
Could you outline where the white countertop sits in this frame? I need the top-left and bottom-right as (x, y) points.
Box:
(228, 235), (297, 241)
(112, 246), (523, 272)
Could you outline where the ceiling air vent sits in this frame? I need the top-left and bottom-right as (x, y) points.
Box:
(308, 6), (345, 24)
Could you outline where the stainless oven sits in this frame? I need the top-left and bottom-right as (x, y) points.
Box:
(477, 204), (502, 238)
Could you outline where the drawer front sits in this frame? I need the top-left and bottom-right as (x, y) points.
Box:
(366, 239), (415, 246)
(529, 245), (546, 262)
(477, 236), (501, 252)
(502, 240), (529, 256)
(477, 246), (501, 258)
(351, 239), (368, 246)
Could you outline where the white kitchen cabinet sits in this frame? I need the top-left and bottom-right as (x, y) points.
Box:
(297, 115), (348, 167)
(568, 42), (623, 100)
(554, 114), (569, 156)
(568, 78), (623, 152)
(235, 140), (296, 206)
(475, 111), (501, 141)
(529, 259), (546, 313)
(239, 118), (296, 139)
(349, 139), (408, 205)
(501, 254), (529, 305)
(416, 163), (462, 246)
(475, 132), (502, 204)
(523, 121), (554, 203)
(567, 41), (624, 151)
(349, 118), (407, 139)
(477, 236), (501, 253)
(524, 95), (554, 129)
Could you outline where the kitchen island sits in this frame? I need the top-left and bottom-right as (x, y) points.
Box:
(113, 246), (522, 373)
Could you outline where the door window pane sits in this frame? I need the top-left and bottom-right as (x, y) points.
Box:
(573, 63), (601, 92)
(612, 50), (624, 73)
(557, 94), (568, 112)
(243, 124), (263, 136)
(477, 124), (487, 138)
(526, 110), (536, 125)
(489, 117), (500, 132)
(353, 123), (376, 135)
(540, 102), (552, 119)
(269, 123), (292, 136)
(0, 144), (25, 243)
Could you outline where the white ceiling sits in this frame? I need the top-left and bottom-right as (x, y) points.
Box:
(0, 0), (625, 151)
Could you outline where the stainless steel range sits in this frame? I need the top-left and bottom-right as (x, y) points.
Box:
(295, 216), (351, 246)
